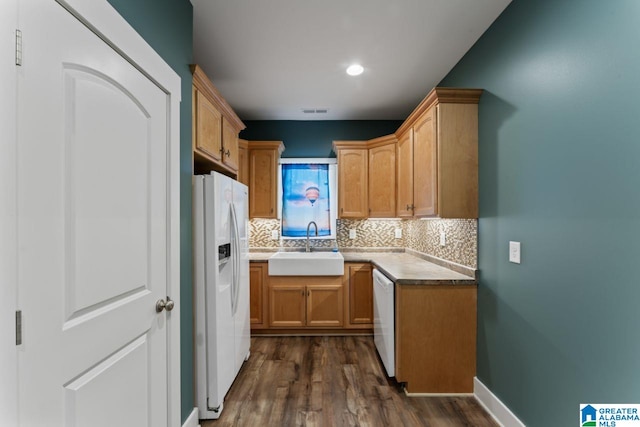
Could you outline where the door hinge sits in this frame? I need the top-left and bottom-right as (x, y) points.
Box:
(16, 310), (22, 345)
(15, 29), (22, 66)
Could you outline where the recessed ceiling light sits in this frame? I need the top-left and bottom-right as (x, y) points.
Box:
(346, 64), (364, 76)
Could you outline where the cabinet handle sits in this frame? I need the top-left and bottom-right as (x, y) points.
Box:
(270, 208), (273, 213)
(307, 290), (310, 296)
(406, 204), (414, 211)
(301, 290), (304, 296)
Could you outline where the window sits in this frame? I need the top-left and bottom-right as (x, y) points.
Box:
(278, 158), (337, 239)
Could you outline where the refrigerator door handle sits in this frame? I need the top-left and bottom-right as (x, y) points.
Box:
(230, 203), (241, 316)
(228, 204), (237, 314)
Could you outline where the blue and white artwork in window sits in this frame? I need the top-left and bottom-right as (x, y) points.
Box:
(281, 163), (332, 237)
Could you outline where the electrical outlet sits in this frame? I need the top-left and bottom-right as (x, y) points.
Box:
(509, 241), (521, 264)
(394, 228), (402, 239)
(349, 229), (356, 239)
(271, 230), (279, 240)
(439, 231), (446, 246)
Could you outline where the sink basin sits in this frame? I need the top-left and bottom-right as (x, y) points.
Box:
(268, 251), (344, 276)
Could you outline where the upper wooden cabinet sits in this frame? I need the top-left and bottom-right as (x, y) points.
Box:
(333, 136), (397, 219)
(367, 135), (397, 218)
(191, 65), (245, 176)
(237, 139), (249, 186)
(395, 88), (482, 219)
(247, 141), (284, 218)
(333, 142), (368, 218)
(396, 130), (413, 218)
(412, 106), (437, 217)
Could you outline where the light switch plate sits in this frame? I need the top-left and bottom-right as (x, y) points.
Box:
(509, 241), (521, 264)
(394, 228), (402, 239)
(271, 230), (279, 240)
(349, 229), (356, 239)
(440, 231), (446, 247)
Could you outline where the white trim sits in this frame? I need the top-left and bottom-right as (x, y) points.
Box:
(39, 1), (182, 425)
(474, 377), (526, 427)
(276, 160), (338, 240)
(1, 1), (19, 425)
(57, 0), (181, 100)
(182, 408), (200, 427)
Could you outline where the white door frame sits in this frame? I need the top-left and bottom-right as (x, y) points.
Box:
(10, 0), (182, 425)
(1, 0), (19, 425)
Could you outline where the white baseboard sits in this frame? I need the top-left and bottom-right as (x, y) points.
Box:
(182, 408), (200, 427)
(474, 377), (526, 427)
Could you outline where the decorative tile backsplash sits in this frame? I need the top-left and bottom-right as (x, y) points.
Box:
(249, 218), (404, 250)
(249, 217), (477, 268)
(404, 219), (477, 269)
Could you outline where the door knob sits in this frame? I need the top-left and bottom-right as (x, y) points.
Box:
(156, 297), (175, 313)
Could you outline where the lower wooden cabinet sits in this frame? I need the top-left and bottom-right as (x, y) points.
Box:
(395, 284), (477, 393)
(344, 263), (373, 328)
(249, 262), (268, 329)
(249, 262), (374, 334)
(269, 276), (343, 328)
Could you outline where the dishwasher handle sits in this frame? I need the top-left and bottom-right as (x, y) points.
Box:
(373, 269), (394, 293)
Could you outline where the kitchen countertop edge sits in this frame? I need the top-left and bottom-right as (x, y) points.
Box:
(249, 250), (477, 286)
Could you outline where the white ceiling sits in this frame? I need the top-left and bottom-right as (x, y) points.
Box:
(192, 0), (511, 121)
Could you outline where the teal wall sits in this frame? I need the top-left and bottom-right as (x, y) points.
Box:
(439, 0), (640, 425)
(105, 0), (194, 422)
(240, 120), (403, 157)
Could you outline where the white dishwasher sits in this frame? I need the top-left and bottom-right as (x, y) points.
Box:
(373, 268), (395, 377)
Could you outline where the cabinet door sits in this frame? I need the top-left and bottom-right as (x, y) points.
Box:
(346, 263), (373, 326)
(306, 282), (344, 327)
(368, 143), (396, 217)
(194, 88), (222, 162)
(338, 148), (368, 218)
(269, 283), (306, 327)
(221, 116), (239, 171)
(249, 149), (278, 218)
(250, 263), (267, 328)
(437, 103), (479, 218)
(237, 140), (249, 186)
(413, 106), (437, 217)
(396, 130), (414, 218)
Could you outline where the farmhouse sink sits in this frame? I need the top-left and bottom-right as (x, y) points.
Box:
(268, 251), (344, 276)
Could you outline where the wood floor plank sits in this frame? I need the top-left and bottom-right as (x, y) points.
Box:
(201, 336), (498, 427)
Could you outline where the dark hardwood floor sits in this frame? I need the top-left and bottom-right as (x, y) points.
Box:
(201, 336), (498, 427)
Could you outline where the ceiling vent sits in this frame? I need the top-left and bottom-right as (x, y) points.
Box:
(301, 108), (328, 114)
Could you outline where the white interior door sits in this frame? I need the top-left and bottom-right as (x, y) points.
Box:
(17, 1), (174, 425)
(1, 1), (19, 425)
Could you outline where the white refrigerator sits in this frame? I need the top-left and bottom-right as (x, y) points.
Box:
(193, 171), (251, 420)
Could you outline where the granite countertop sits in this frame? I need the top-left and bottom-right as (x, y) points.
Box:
(248, 250), (476, 286)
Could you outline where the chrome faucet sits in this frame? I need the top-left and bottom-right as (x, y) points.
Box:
(306, 221), (318, 252)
